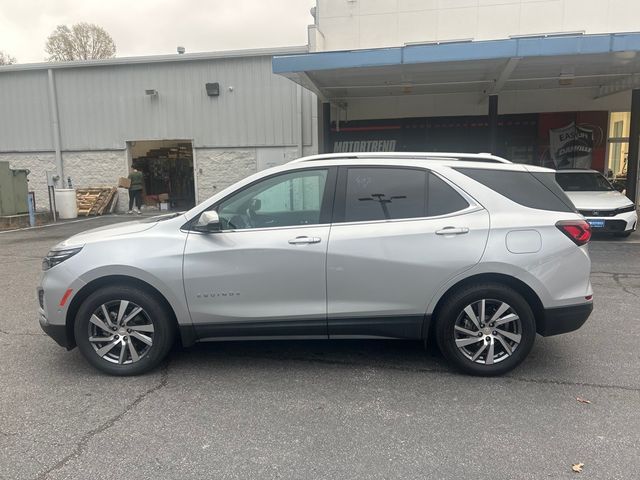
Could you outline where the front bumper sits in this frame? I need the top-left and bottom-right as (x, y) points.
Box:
(39, 311), (73, 349)
(537, 302), (593, 336)
(583, 209), (637, 233)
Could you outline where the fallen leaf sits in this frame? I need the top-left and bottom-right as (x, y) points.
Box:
(576, 397), (592, 404)
(572, 463), (584, 473)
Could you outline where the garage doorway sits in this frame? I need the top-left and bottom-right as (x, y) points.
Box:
(127, 140), (196, 210)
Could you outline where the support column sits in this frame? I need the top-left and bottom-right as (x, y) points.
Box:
(319, 101), (331, 154)
(626, 89), (640, 203)
(488, 95), (498, 154)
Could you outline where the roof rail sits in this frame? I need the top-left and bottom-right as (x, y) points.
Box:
(288, 152), (512, 164)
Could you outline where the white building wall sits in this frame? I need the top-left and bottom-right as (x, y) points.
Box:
(313, 0), (640, 51)
(0, 49), (320, 212)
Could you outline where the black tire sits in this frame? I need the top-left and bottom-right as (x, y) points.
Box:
(74, 285), (175, 376)
(435, 283), (536, 376)
(614, 231), (632, 238)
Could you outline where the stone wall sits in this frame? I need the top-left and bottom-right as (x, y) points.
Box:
(2, 147), (302, 212)
(0, 150), (126, 212)
(195, 149), (257, 203)
(0, 152), (56, 212)
(63, 151), (127, 189)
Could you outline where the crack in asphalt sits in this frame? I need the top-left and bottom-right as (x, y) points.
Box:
(222, 353), (640, 393)
(34, 361), (170, 480)
(612, 273), (640, 298)
(0, 329), (46, 336)
(591, 271), (640, 277)
(591, 271), (640, 298)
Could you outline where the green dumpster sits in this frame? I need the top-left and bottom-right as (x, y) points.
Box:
(0, 161), (30, 215)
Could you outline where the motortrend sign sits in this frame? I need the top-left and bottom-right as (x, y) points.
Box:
(549, 122), (594, 169)
(333, 140), (397, 152)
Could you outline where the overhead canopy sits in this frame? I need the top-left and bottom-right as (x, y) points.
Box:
(273, 33), (640, 101)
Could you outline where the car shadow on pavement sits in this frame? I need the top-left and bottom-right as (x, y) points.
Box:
(167, 339), (454, 376)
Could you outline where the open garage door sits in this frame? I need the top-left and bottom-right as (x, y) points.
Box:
(128, 140), (196, 210)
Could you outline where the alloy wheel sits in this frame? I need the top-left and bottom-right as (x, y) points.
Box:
(453, 299), (522, 365)
(87, 300), (155, 365)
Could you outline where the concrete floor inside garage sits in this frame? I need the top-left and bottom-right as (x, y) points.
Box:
(1, 217), (639, 480)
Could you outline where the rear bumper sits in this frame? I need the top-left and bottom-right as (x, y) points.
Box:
(537, 302), (593, 337)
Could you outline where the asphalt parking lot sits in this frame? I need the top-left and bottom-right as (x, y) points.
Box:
(1, 216), (639, 479)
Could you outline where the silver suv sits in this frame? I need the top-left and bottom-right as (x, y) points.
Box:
(38, 153), (593, 376)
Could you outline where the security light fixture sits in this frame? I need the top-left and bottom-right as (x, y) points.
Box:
(145, 89), (158, 96)
(177, 46), (185, 54)
(205, 83), (220, 97)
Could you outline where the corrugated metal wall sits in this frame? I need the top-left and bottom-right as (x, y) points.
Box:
(0, 55), (313, 152)
(0, 70), (53, 151)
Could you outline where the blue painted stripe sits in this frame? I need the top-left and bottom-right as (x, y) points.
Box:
(272, 32), (640, 73)
(273, 47), (402, 73)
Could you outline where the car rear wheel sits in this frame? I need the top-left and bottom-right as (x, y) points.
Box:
(74, 285), (175, 376)
(435, 283), (536, 376)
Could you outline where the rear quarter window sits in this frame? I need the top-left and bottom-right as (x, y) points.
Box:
(454, 168), (576, 213)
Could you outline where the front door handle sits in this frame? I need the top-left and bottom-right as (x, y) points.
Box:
(288, 236), (321, 245)
(436, 227), (470, 236)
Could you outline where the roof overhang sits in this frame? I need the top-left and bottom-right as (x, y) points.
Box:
(273, 33), (640, 101)
(0, 45), (309, 73)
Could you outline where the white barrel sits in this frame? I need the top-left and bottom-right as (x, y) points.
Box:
(54, 188), (78, 219)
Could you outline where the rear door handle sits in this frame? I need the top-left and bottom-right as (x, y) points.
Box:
(436, 227), (470, 236)
(288, 236), (321, 245)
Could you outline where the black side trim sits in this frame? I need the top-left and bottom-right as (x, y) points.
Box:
(39, 317), (73, 349)
(193, 319), (328, 341)
(328, 315), (425, 339)
(537, 302), (593, 337)
(178, 324), (198, 347)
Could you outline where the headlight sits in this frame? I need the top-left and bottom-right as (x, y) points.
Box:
(617, 204), (636, 214)
(42, 247), (83, 271)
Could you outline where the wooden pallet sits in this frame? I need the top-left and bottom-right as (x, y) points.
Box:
(76, 187), (118, 216)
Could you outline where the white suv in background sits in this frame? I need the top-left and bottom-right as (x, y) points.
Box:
(555, 169), (637, 238)
(38, 153), (593, 377)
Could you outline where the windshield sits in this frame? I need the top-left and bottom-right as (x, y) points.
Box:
(555, 172), (614, 192)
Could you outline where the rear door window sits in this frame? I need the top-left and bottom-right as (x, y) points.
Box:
(338, 167), (469, 222)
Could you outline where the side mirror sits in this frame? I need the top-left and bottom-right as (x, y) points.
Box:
(195, 211), (221, 232)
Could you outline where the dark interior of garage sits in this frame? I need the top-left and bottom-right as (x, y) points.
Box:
(129, 140), (195, 210)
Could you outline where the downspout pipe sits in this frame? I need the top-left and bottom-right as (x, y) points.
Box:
(47, 68), (63, 186)
(296, 85), (303, 157)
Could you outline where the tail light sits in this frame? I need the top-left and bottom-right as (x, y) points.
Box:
(556, 220), (591, 246)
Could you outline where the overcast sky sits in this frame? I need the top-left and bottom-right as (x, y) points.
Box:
(0, 0), (315, 63)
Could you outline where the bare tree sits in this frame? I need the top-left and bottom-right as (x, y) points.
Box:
(0, 51), (17, 65)
(45, 23), (116, 61)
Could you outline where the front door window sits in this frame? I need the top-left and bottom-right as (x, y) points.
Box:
(217, 169), (328, 230)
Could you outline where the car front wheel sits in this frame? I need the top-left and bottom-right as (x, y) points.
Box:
(435, 283), (536, 376)
(74, 285), (175, 376)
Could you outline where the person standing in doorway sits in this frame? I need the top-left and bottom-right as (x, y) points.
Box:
(127, 166), (144, 214)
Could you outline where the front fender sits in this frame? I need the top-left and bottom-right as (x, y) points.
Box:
(77, 265), (192, 326)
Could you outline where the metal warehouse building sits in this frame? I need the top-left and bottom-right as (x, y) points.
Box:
(0, 47), (317, 210)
